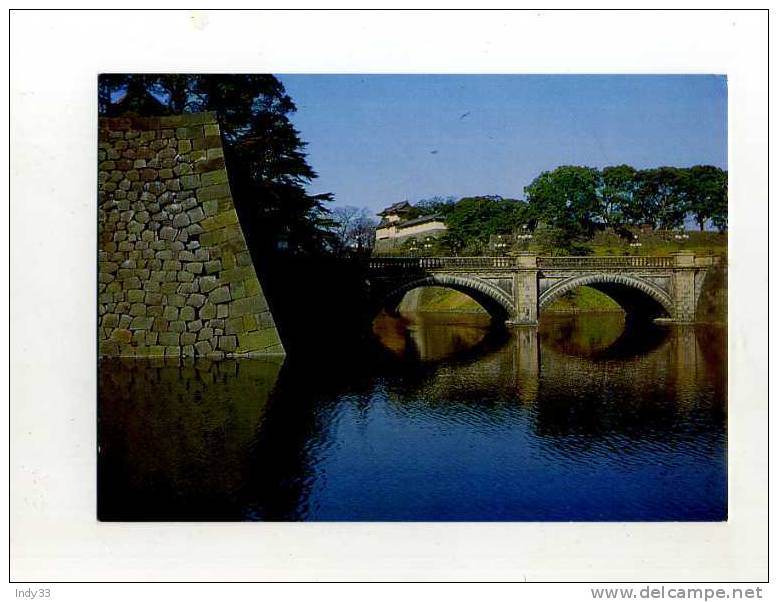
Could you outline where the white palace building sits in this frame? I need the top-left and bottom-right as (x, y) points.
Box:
(374, 201), (447, 252)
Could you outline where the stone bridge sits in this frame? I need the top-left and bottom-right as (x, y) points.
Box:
(366, 251), (720, 325)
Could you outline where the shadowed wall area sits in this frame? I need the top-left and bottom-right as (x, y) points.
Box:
(98, 112), (284, 358)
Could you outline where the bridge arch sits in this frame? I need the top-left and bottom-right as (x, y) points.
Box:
(379, 273), (515, 322)
(538, 273), (675, 320)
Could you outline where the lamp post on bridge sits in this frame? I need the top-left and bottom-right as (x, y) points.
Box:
(517, 225), (533, 252)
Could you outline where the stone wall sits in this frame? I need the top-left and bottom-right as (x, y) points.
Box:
(98, 112), (284, 358)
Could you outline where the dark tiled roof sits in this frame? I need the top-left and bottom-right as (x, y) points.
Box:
(396, 214), (446, 229)
(378, 201), (413, 215)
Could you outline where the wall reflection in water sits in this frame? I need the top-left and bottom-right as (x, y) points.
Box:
(98, 358), (283, 520)
(98, 312), (726, 521)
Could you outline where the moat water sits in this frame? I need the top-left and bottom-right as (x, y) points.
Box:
(98, 311), (727, 521)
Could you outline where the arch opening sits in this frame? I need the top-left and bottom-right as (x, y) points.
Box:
(379, 275), (514, 324)
(539, 274), (673, 322)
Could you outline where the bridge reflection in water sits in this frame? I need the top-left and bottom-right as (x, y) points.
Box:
(98, 311), (726, 521)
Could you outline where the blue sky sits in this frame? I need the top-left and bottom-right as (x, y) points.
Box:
(278, 75), (727, 215)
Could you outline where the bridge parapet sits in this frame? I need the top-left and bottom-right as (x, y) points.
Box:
(369, 256), (516, 271)
(538, 256), (675, 269)
(369, 255), (682, 271)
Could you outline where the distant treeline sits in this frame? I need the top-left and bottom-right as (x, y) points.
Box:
(402, 165), (727, 254)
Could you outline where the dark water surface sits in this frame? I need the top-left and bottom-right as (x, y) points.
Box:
(98, 312), (727, 521)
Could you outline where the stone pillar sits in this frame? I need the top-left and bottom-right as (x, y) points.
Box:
(507, 253), (539, 325)
(671, 251), (697, 322)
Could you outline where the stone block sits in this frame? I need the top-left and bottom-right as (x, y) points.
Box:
(229, 295), (267, 318)
(158, 332), (180, 346)
(169, 320), (186, 333)
(225, 317), (243, 335)
(162, 306), (179, 321)
(199, 302), (216, 320)
(186, 293), (206, 308)
(172, 212), (191, 228)
(159, 226), (177, 241)
(129, 316), (154, 330)
(187, 206), (205, 223)
(197, 183), (230, 202)
(200, 169), (228, 187)
(194, 248), (209, 262)
(204, 260), (222, 274)
(173, 163), (193, 176)
(185, 262), (203, 274)
(237, 328), (280, 352)
(187, 319), (203, 332)
(129, 303), (146, 317)
(243, 314), (258, 331)
(140, 168), (158, 181)
(168, 294), (186, 307)
(229, 280), (246, 300)
(195, 340), (213, 356)
(244, 278), (261, 297)
(209, 286), (231, 305)
(126, 288), (144, 303)
(110, 329), (132, 344)
(181, 174), (200, 190)
(199, 276), (218, 293)
(202, 199), (218, 217)
(180, 306), (196, 321)
(194, 157), (226, 174)
(218, 335), (237, 352)
(220, 265), (254, 284)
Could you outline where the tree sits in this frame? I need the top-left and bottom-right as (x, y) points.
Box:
(599, 164), (638, 228)
(711, 179), (728, 233)
(524, 166), (601, 238)
(627, 167), (687, 230)
(330, 206), (377, 254)
(679, 165), (728, 231)
(409, 196), (457, 218)
(98, 74), (335, 256)
(439, 196), (525, 251)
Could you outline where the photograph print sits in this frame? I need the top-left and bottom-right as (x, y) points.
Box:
(97, 74), (727, 522)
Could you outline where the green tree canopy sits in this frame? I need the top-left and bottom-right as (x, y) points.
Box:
(627, 167), (688, 230)
(438, 196), (529, 252)
(599, 164), (638, 228)
(524, 166), (601, 238)
(679, 165), (728, 231)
